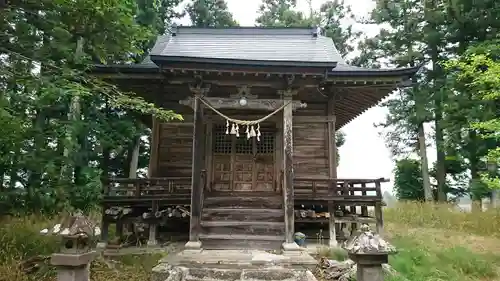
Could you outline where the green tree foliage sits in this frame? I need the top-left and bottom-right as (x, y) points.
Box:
(360, 0), (435, 201)
(362, 0), (499, 205)
(0, 0), (182, 214)
(317, 0), (360, 57)
(185, 0), (238, 27)
(445, 40), (500, 190)
(134, 0), (184, 61)
(335, 131), (346, 165)
(394, 159), (425, 201)
(255, 0), (359, 58)
(256, 0), (309, 27)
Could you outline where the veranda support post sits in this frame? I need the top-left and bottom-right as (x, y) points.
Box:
(327, 96), (338, 247)
(281, 90), (299, 252)
(185, 90), (207, 251)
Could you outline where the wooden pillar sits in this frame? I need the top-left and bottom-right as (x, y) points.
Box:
(361, 183), (368, 217)
(148, 200), (159, 246)
(282, 92), (297, 250)
(327, 97), (338, 247)
(374, 180), (384, 235)
(205, 121), (213, 192)
(186, 94), (205, 250)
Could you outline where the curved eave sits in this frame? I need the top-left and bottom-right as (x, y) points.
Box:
(330, 65), (423, 129)
(334, 83), (405, 130)
(150, 55), (338, 69)
(90, 64), (160, 74)
(327, 65), (421, 78)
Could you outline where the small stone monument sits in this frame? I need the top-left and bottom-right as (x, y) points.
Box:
(343, 224), (396, 281)
(40, 211), (100, 281)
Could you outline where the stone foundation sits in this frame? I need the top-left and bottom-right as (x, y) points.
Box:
(152, 249), (318, 281)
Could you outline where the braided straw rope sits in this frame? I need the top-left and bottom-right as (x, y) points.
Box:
(197, 95), (291, 125)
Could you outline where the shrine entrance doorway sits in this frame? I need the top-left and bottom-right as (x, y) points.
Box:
(211, 124), (277, 193)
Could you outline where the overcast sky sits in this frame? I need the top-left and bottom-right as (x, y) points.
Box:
(176, 0), (436, 194)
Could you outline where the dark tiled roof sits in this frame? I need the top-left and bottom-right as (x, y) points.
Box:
(92, 27), (420, 76)
(149, 27), (340, 67)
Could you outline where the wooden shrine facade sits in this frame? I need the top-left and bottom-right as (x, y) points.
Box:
(92, 27), (419, 250)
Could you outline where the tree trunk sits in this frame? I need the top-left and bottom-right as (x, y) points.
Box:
(128, 136), (141, 179)
(409, 47), (433, 202)
(100, 99), (111, 179)
(61, 37), (84, 183)
(469, 130), (482, 212)
(434, 109), (447, 202)
(423, 0), (446, 202)
(491, 190), (499, 209)
(417, 122), (433, 201)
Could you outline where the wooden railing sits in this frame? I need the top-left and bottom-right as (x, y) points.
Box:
(103, 177), (192, 197)
(293, 177), (386, 203)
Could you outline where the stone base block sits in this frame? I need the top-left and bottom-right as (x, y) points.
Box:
(147, 239), (158, 247)
(184, 241), (202, 250)
(152, 263), (318, 281)
(329, 238), (338, 248)
(282, 242), (300, 252)
(51, 251), (96, 267)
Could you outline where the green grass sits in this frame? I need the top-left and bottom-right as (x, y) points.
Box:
(2, 202), (500, 281)
(383, 201), (500, 281)
(385, 201), (500, 237)
(388, 235), (499, 281)
(0, 214), (161, 281)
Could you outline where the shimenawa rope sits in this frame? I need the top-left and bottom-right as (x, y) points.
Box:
(197, 96), (291, 141)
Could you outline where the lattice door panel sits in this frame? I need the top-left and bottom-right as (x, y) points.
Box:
(211, 124), (276, 192)
(213, 155), (231, 191)
(254, 132), (274, 191)
(233, 154), (253, 191)
(212, 126), (232, 191)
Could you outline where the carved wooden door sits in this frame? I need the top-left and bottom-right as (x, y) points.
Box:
(212, 125), (275, 192)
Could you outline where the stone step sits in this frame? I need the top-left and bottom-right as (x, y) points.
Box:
(202, 208), (284, 222)
(184, 268), (241, 281)
(152, 264), (317, 281)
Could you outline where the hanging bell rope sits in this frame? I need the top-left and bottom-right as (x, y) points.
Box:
(198, 96), (291, 141)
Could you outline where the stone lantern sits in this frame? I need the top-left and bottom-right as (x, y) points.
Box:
(40, 211), (100, 281)
(343, 224), (396, 281)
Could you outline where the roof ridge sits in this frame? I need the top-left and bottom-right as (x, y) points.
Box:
(175, 26), (316, 36)
(176, 26), (313, 29)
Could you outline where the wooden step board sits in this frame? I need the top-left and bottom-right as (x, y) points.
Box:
(202, 208), (284, 222)
(203, 195), (283, 209)
(201, 221), (285, 236)
(201, 195), (285, 250)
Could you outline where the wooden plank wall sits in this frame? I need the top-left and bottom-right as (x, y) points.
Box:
(154, 102), (330, 181)
(157, 115), (195, 177)
(293, 103), (329, 179)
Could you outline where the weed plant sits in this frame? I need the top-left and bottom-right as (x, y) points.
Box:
(1, 202), (500, 281)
